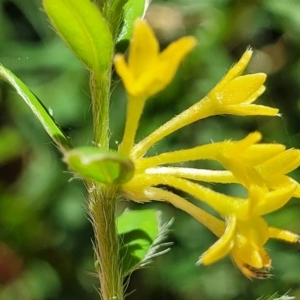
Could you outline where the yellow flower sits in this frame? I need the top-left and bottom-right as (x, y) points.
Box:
(114, 19), (197, 99)
(131, 50), (279, 159)
(206, 50), (278, 116)
(115, 21), (300, 278)
(122, 171), (299, 278)
(114, 19), (196, 156)
(200, 214), (299, 279)
(122, 132), (300, 278)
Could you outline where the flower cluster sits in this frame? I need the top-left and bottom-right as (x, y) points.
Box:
(114, 19), (300, 278)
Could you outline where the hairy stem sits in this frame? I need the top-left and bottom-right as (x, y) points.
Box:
(89, 57), (124, 298)
(90, 70), (111, 149)
(89, 182), (124, 300)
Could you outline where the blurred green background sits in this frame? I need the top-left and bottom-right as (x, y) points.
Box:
(1, 0), (300, 299)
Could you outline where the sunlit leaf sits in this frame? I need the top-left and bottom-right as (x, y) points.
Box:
(43, 0), (113, 76)
(118, 209), (171, 276)
(0, 65), (71, 151)
(117, 0), (151, 48)
(110, 0), (128, 38)
(64, 146), (134, 184)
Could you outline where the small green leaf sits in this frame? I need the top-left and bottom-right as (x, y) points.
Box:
(64, 147), (134, 184)
(0, 65), (71, 151)
(118, 209), (172, 276)
(110, 0), (128, 38)
(117, 0), (151, 48)
(118, 209), (158, 275)
(43, 0), (113, 76)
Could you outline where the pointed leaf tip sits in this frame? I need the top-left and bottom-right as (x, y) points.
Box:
(0, 65), (71, 151)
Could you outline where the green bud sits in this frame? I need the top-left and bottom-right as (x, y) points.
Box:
(64, 147), (134, 184)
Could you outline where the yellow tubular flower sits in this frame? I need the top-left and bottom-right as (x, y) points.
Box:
(121, 132), (300, 278)
(131, 50), (278, 159)
(122, 170), (299, 278)
(115, 20), (300, 279)
(114, 19), (196, 155)
(206, 50), (277, 116)
(114, 20), (197, 99)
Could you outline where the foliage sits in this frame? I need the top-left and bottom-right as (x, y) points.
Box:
(0, 0), (300, 299)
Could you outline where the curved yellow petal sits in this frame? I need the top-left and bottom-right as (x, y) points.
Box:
(128, 19), (159, 77)
(114, 54), (137, 96)
(138, 36), (197, 97)
(258, 149), (300, 176)
(212, 49), (253, 93)
(244, 85), (266, 104)
(156, 36), (197, 84)
(199, 215), (236, 265)
(223, 104), (279, 116)
(213, 74), (266, 105)
(254, 183), (297, 215)
(269, 227), (299, 243)
(243, 144), (286, 165)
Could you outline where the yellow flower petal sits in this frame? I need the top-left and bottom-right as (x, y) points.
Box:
(258, 148), (300, 176)
(244, 85), (266, 104)
(269, 227), (299, 243)
(254, 182), (297, 215)
(212, 74), (266, 105)
(114, 54), (136, 95)
(223, 104), (279, 116)
(155, 37), (197, 88)
(243, 144), (286, 165)
(212, 49), (253, 93)
(200, 215), (236, 265)
(134, 37), (196, 97)
(128, 19), (159, 78)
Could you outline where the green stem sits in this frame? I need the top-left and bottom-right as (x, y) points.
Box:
(89, 63), (124, 298)
(90, 70), (111, 149)
(88, 183), (124, 300)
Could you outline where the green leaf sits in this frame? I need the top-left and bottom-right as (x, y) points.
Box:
(110, 0), (128, 38)
(0, 65), (71, 151)
(64, 146), (135, 184)
(117, 0), (151, 48)
(118, 209), (172, 276)
(43, 0), (113, 76)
